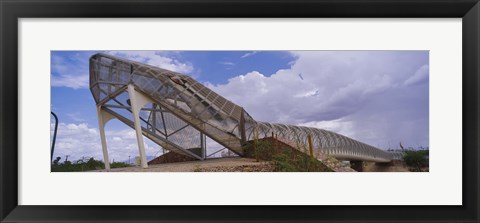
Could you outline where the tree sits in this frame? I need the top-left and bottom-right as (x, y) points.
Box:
(403, 150), (428, 172)
(52, 156), (61, 166)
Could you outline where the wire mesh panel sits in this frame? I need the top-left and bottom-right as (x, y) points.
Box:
(245, 122), (393, 162)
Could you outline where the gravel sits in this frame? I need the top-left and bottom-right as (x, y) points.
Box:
(94, 157), (269, 172)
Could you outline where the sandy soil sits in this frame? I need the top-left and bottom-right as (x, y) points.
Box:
(362, 162), (410, 172)
(93, 157), (269, 172)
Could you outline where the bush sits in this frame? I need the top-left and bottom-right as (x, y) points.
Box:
(243, 140), (332, 172)
(403, 150), (429, 172)
(243, 140), (272, 161)
(51, 157), (131, 172)
(254, 141), (275, 161)
(272, 151), (298, 172)
(272, 151), (332, 172)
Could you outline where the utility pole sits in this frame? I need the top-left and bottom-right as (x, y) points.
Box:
(50, 112), (58, 163)
(65, 155), (69, 162)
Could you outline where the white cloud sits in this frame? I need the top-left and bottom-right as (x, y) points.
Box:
(404, 64), (429, 86)
(51, 73), (89, 89)
(51, 53), (91, 89)
(51, 122), (160, 163)
(220, 61), (235, 66)
(50, 121), (232, 162)
(51, 51), (194, 90)
(240, 51), (258, 58)
(208, 52), (399, 124)
(106, 51), (193, 74)
(206, 51), (429, 149)
(299, 118), (355, 138)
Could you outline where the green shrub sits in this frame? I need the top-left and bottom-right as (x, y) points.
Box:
(272, 150), (298, 172)
(273, 151), (332, 172)
(243, 140), (274, 161)
(243, 140), (332, 172)
(51, 157), (131, 172)
(403, 150), (429, 172)
(255, 141), (274, 160)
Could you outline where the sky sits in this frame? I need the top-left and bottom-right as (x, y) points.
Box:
(51, 51), (429, 163)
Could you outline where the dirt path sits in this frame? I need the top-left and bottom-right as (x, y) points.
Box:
(94, 157), (270, 172)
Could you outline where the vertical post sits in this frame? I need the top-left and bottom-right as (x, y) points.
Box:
(163, 148), (167, 163)
(308, 134), (314, 159)
(50, 112), (59, 163)
(97, 106), (111, 170)
(160, 109), (168, 139)
(200, 132), (206, 159)
(127, 84), (149, 169)
(271, 132), (275, 156)
(204, 134), (207, 155)
(275, 133), (278, 154)
(151, 103), (156, 133)
(254, 127), (259, 162)
(239, 109), (246, 145)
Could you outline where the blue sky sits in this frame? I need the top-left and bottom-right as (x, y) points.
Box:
(51, 51), (429, 162)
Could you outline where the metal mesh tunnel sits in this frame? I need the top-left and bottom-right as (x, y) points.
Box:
(89, 53), (395, 169)
(251, 122), (393, 162)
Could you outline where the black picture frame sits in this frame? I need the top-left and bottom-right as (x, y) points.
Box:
(1, 0), (479, 222)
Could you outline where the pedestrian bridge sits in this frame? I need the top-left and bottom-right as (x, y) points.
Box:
(89, 53), (398, 169)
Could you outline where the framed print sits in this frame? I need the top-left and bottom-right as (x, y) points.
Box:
(1, 0), (479, 222)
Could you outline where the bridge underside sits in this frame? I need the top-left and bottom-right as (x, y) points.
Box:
(89, 53), (398, 170)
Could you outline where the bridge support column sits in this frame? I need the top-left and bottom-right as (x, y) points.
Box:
(127, 84), (155, 169)
(350, 161), (364, 172)
(200, 133), (206, 159)
(97, 106), (116, 170)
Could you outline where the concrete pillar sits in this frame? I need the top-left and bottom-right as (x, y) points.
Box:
(200, 133), (206, 159)
(96, 106), (116, 170)
(127, 84), (154, 169)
